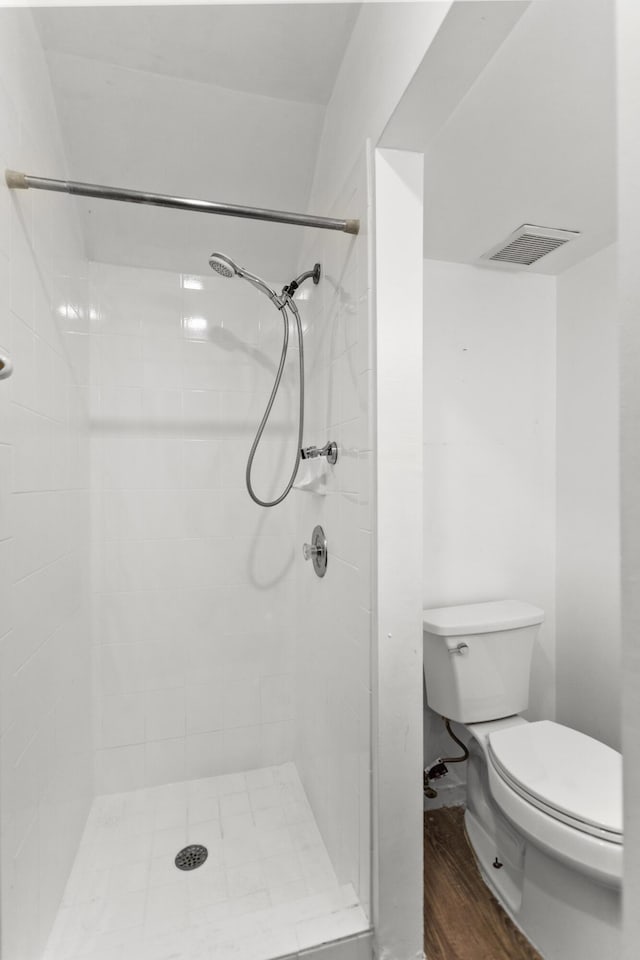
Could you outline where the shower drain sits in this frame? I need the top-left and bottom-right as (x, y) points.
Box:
(175, 844), (208, 871)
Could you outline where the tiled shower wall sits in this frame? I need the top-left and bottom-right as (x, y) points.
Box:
(0, 10), (92, 959)
(90, 261), (299, 792)
(293, 152), (372, 917)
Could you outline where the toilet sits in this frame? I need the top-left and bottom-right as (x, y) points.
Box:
(423, 600), (622, 960)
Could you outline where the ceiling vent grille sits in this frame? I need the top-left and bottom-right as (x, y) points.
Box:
(481, 224), (580, 269)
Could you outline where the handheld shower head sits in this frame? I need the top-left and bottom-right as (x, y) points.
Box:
(204, 250), (323, 509)
(208, 253), (238, 278)
(208, 251), (281, 304)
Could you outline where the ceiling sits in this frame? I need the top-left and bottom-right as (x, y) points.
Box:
(34, 4), (360, 279)
(34, 1), (614, 281)
(35, 4), (359, 106)
(422, 0), (616, 275)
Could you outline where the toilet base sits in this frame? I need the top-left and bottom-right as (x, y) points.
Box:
(465, 743), (621, 960)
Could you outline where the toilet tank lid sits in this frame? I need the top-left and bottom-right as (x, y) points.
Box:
(423, 600), (544, 636)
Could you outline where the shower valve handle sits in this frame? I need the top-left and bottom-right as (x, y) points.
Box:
(302, 525), (328, 578)
(303, 542), (321, 561)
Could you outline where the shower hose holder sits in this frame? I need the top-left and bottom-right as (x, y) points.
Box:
(300, 441), (338, 466)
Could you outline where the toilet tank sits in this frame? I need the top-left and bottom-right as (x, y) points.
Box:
(423, 600), (544, 723)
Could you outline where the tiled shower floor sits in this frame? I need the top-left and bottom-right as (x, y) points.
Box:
(44, 763), (368, 960)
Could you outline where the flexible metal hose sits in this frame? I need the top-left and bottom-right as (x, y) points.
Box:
(245, 295), (304, 507)
(440, 718), (470, 763)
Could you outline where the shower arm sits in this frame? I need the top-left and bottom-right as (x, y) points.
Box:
(4, 170), (360, 235)
(282, 263), (321, 297)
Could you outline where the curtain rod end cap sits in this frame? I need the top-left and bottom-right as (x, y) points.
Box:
(5, 170), (27, 189)
(344, 219), (360, 235)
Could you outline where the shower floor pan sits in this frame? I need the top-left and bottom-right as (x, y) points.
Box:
(44, 762), (368, 960)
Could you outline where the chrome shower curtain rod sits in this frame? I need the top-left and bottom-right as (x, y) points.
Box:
(4, 169), (360, 235)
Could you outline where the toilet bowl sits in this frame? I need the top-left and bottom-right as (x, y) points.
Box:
(483, 718), (621, 886)
(423, 600), (622, 960)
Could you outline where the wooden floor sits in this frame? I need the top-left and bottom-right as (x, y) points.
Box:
(424, 807), (543, 960)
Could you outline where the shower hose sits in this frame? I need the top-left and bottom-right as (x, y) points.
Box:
(245, 294), (304, 508)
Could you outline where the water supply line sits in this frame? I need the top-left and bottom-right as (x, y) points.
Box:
(424, 717), (470, 800)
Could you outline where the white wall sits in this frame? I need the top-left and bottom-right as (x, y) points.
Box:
(0, 10), (92, 958)
(616, 3), (640, 953)
(293, 151), (372, 918)
(423, 259), (557, 722)
(556, 243), (620, 750)
(422, 248), (621, 763)
(374, 148), (425, 960)
(90, 261), (298, 792)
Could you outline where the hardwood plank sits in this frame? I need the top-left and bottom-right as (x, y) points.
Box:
(424, 807), (543, 960)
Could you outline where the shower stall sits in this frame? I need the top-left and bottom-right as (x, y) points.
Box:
(0, 8), (374, 960)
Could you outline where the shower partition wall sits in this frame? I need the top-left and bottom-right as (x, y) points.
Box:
(292, 153), (373, 923)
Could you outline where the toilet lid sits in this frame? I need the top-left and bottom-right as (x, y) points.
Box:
(488, 721), (622, 842)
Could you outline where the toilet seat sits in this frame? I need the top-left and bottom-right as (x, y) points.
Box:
(487, 720), (622, 843)
(485, 720), (623, 887)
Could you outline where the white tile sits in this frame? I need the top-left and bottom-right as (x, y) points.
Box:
(43, 762), (363, 959)
(249, 785), (281, 812)
(268, 878), (308, 906)
(114, 861), (150, 895)
(188, 776), (221, 800)
(148, 855), (179, 889)
(95, 745), (146, 794)
(273, 761), (300, 784)
(145, 688), (186, 742)
(188, 794), (220, 826)
(220, 792), (250, 819)
(144, 738), (186, 787)
(253, 806), (287, 832)
(289, 821), (323, 853)
(295, 906), (369, 951)
(226, 861), (266, 899)
(186, 867), (227, 911)
(223, 678), (261, 730)
(262, 852), (304, 887)
(245, 767), (275, 791)
(182, 390), (222, 439)
(222, 812), (255, 839)
(258, 826), (296, 859)
(226, 891), (271, 918)
(181, 440), (222, 489)
(151, 824), (188, 859)
(185, 731), (225, 781)
(101, 693), (145, 748)
(284, 800), (313, 826)
(186, 817), (222, 849)
(304, 869), (340, 896)
(154, 798), (187, 834)
(98, 887), (146, 933)
(222, 829), (261, 868)
(144, 882), (189, 935)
